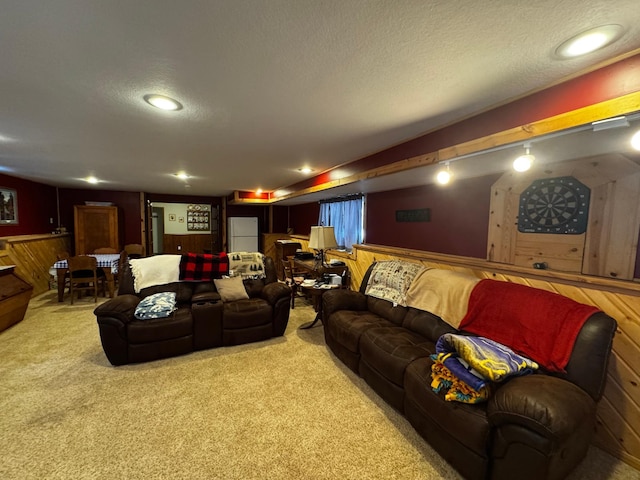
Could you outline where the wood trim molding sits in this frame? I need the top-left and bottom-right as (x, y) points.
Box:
(355, 243), (640, 296)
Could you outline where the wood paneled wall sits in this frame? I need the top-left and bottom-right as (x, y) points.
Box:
(162, 234), (216, 254)
(0, 234), (72, 296)
(335, 244), (640, 470)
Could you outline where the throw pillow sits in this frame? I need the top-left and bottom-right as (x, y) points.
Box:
(214, 276), (250, 302)
(134, 292), (177, 320)
(365, 260), (426, 306)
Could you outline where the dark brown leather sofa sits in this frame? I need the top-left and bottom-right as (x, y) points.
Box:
(322, 263), (617, 480)
(94, 255), (291, 365)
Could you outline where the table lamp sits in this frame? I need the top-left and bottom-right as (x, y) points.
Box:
(308, 226), (338, 268)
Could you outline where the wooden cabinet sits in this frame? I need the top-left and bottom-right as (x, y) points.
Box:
(74, 205), (121, 254)
(0, 265), (33, 332)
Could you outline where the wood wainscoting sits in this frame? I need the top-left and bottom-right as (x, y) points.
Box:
(338, 243), (640, 471)
(162, 234), (217, 254)
(0, 233), (72, 297)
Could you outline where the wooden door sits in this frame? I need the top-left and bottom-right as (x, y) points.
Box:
(74, 205), (119, 254)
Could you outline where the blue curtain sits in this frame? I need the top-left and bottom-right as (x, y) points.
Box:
(318, 195), (363, 251)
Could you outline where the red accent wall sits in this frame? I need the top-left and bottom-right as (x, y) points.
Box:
(0, 174), (58, 236)
(271, 205), (290, 233)
(366, 174), (501, 257)
(289, 202), (320, 237)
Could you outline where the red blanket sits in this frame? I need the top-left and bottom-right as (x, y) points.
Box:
(179, 252), (229, 281)
(459, 279), (599, 372)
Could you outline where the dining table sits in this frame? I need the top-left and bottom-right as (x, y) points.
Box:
(52, 253), (120, 302)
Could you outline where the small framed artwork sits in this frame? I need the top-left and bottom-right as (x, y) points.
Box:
(0, 187), (18, 225)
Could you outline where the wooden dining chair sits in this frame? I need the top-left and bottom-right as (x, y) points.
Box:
(282, 257), (307, 309)
(56, 251), (71, 296)
(94, 247), (118, 254)
(124, 243), (145, 258)
(67, 255), (100, 304)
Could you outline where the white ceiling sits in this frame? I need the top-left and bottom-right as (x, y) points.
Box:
(1, 1), (640, 203)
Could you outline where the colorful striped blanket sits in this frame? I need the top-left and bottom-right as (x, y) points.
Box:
(431, 333), (538, 404)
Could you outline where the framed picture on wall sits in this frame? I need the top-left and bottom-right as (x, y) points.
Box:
(0, 187), (18, 225)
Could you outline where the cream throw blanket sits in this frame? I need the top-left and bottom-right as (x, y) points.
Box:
(405, 269), (480, 328)
(130, 255), (181, 293)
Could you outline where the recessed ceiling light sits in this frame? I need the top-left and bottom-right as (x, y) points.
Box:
(144, 94), (183, 111)
(555, 25), (623, 59)
(174, 172), (190, 180)
(256, 188), (263, 194)
(298, 167), (313, 174)
(86, 176), (99, 184)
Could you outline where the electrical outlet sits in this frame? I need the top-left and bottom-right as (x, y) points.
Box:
(177, 245), (181, 251)
(49, 217), (54, 224)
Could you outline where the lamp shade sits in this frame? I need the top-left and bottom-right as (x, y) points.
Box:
(308, 226), (338, 250)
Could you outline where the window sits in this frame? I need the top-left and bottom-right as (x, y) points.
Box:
(318, 194), (364, 252)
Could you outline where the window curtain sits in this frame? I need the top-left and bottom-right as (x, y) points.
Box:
(318, 194), (363, 252)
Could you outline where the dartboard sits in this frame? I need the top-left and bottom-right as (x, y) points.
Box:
(518, 176), (590, 234)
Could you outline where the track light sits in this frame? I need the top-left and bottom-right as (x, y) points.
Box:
(513, 143), (535, 172)
(631, 130), (640, 151)
(436, 162), (452, 185)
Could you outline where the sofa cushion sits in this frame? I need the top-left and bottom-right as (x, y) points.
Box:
(367, 297), (407, 325)
(402, 307), (457, 343)
(405, 356), (491, 457)
(139, 282), (194, 304)
(134, 292), (177, 320)
(223, 298), (272, 329)
(214, 276), (250, 302)
(128, 306), (193, 344)
(327, 310), (396, 354)
(360, 326), (434, 386)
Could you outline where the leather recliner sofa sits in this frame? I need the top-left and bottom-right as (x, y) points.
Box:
(94, 255), (291, 365)
(322, 262), (617, 480)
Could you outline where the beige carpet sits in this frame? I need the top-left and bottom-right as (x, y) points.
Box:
(1, 291), (638, 480)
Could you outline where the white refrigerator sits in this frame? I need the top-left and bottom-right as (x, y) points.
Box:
(227, 217), (259, 252)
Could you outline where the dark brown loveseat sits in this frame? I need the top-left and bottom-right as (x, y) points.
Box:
(94, 255), (291, 365)
(322, 262), (617, 480)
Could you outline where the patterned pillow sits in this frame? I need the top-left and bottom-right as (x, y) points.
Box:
(364, 260), (426, 306)
(134, 292), (177, 320)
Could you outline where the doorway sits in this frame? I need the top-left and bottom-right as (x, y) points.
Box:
(152, 207), (164, 254)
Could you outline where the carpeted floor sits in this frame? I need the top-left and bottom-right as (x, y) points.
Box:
(1, 291), (639, 480)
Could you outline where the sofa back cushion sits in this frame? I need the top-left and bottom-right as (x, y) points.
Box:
(402, 307), (457, 343)
(139, 282), (194, 304)
(367, 296), (407, 326)
(243, 278), (265, 298)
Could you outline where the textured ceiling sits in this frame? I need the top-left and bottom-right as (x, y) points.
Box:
(1, 1), (640, 202)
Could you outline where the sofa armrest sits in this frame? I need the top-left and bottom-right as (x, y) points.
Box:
(94, 294), (140, 325)
(261, 282), (292, 305)
(487, 374), (596, 440)
(322, 289), (368, 319)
